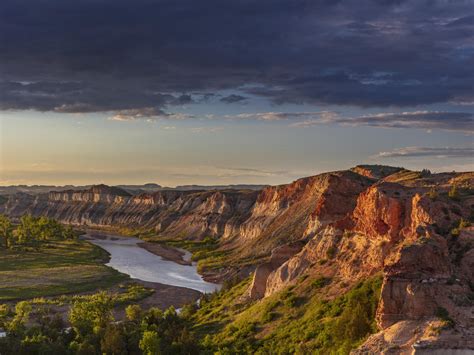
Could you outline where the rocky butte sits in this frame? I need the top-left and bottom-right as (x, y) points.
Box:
(1, 165), (473, 353)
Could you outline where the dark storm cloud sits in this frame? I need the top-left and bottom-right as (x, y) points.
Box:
(1, 0), (473, 113)
(220, 95), (247, 104)
(0, 81), (190, 113)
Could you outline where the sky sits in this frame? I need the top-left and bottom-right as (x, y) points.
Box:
(0, 0), (473, 186)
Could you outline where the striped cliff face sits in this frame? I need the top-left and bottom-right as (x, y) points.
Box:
(1, 166), (473, 342)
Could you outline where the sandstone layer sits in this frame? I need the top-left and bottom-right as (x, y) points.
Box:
(1, 165), (473, 352)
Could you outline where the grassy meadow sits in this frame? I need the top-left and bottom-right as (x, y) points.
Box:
(0, 239), (127, 301)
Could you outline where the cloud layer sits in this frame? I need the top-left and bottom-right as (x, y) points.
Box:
(1, 0), (473, 115)
(376, 146), (474, 158)
(224, 110), (473, 134)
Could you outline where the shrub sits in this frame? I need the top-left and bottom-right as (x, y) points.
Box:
(299, 274), (308, 282)
(179, 302), (198, 319)
(280, 290), (294, 300)
(435, 307), (455, 328)
(326, 246), (337, 259)
(221, 276), (240, 291)
(264, 299), (281, 313)
(459, 218), (471, 229)
(451, 228), (460, 237)
(446, 276), (456, 285)
(427, 187), (438, 200)
(312, 277), (332, 289)
(284, 295), (299, 308)
(262, 311), (277, 323)
(448, 185), (459, 200)
(450, 219), (471, 239)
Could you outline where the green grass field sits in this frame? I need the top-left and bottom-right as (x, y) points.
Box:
(0, 239), (128, 301)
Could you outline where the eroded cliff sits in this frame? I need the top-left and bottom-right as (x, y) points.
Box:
(1, 165), (473, 352)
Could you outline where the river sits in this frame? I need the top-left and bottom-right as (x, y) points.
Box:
(88, 234), (220, 294)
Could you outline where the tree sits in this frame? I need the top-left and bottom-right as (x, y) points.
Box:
(16, 215), (37, 245)
(101, 324), (127, 355)
(0, 304), (10, 329)
(421, 169), (431, 177)
(20, 334), (48, 352)
(16, 216), (75, 245)
(0, 215), (12, 248)
(64, 225), (76, 240)
(125, 304), (142, 322)
(69, 340), (97, 355)
(69, 292), (113, 339)
(448, 185), (459, 200)
(139, 330), (161, 355)
(7, 301), (32, 336)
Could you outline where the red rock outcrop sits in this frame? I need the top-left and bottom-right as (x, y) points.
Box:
(246, 242), (305, 300)
(1, 166), (473, 351)
(258, 174), (473, 352)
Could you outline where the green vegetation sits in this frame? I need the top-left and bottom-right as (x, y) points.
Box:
(0, 214), (13, 248)
(435, 307), (455, 328)
(0, 224), (383, 355)
(450, 218), (471, 238)
(0, 215), (128, 301)
(25, 283), (153, 307)
(326, 246), (337, 259)
(186, 275), (383, 354)
(420, 169), (432, 177)
(312, 276), (332, 289)
(0, 214), (384, 354)
(0, 239), (127, 301)
(427, 187), (438, 200)
(459, 218), (471, 229)
(0, 292), (197, 354)
(448, 185), (459, 200)
(384, 169), (422, 184)
(0, 214), (76, 250)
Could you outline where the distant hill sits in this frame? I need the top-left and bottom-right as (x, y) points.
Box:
(0, 182), (267, 195)
(1, 165), (473, 352)
(172, 184), (268, 191)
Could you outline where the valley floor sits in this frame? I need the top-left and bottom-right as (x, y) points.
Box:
(0, 238), (202, 312)
(0, 239), (125, 301)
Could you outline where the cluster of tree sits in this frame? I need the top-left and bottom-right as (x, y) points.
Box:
(0, 215), (76, 249)
(0, 292), (199, 354)
(420, 168), (432, 177)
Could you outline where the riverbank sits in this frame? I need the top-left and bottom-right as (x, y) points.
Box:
(0, 239), (127, 301)
(137, 242), (192, 265)
(120, 280), (200, 316)
(83, 229), (193, 265)
(87, 233), (220, 293)
(0, 232), (205, 313)
(82, 228), (229, 283)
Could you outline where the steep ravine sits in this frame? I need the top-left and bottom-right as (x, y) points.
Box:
(1, 166), (473, 352)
